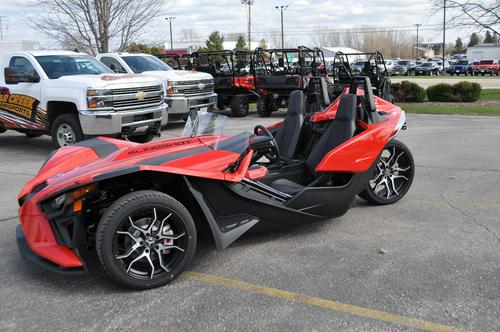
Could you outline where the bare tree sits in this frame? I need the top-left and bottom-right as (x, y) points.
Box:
(309, 27), (342, 47)
(180, 29), (200, 42)
(435, 0), (499, 35)
(31, 0), (167, 55)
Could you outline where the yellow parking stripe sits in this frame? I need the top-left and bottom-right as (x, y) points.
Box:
(185, 271), (468, 332)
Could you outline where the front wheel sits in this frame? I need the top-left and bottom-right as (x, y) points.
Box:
(257, 97), (274, 117)
(230, 95), (249, 117)
(96, 190), (197, 289)
(50, 113), (84, 147)
(358, 139), (414, 205)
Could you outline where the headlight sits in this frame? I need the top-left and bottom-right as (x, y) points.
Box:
(50, 193), (69, 210)
(87, 89), (112, 109)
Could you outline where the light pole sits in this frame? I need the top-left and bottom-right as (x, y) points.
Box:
(442, 0), (446, 71)
(275, 5), (289, 50)
(414, 24), (422, 60)
(241, 0), (254, 49)
(165, 17), (176, 52)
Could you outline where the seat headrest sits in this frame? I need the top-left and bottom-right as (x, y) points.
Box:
(288, 90), (304, 116)
(336, 94), (357, 122)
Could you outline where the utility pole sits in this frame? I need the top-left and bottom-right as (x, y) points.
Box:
(241, 0), (254, 49)
(414, 24), (422, 61)
(442, 0), (446, 71)
(275, 5), (289, 50)
(165, 17), (176, 52)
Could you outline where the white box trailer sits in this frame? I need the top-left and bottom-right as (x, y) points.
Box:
(0, 40), (40, 61)
(467, 44), (500, 62)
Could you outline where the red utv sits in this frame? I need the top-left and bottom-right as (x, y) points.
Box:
(187, 50), (257, 117)
(16, 76), (414, 289)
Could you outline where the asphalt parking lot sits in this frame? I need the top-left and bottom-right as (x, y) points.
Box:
(0, 110), (499, 331)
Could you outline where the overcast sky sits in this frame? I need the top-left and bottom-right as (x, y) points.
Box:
(1, 0), (475, 49)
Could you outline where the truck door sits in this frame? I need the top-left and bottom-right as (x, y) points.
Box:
(0, 56), (45, 129)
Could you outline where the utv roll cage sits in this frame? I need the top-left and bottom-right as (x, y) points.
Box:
(155, 53), (195, 70)
(332, 51), (393, 102)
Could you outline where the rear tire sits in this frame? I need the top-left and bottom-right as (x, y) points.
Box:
(217, 95), (226, 110)
(257, 97), (273, 117)
(230, 95), (249, 117)
(96, 190), (197, 289)
(358, 139), (414, 205)
(50, 113), (84, 148)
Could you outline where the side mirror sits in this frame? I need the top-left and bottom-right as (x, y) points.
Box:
(4, 67), (40, 84)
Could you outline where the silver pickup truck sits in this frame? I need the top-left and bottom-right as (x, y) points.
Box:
(97, 53), (217, 120)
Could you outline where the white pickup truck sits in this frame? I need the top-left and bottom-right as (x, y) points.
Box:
(0, 50), (168, 147)
(96, 53), (217, 120)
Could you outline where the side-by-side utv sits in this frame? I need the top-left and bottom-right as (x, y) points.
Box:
(253, 47), (331, 117)
(188, 50), (258, 117)
(332, 51), (394, 103)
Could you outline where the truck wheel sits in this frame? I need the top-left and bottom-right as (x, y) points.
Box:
(230, 95), (249, 117)
(51, 114), (84, 147)
(257, 97), (272, 117)
(96, 190), (197, 289)
(128, 134), (155, 144)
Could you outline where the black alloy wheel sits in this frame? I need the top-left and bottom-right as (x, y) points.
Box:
(359, 139), (414, 205)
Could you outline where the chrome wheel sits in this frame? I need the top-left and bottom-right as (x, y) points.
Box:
(57, 123), (76, 146)
(113, 206), (187, 280)
(359, 139), (414, 205)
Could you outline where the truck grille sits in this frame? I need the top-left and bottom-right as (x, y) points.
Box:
(175, 79), (214, 96)
(110, 85), (163, 111)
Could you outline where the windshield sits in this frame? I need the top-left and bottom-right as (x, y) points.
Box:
(480, 60), (494, 65)
(421, 63), (432, 67)
(36, 55), (112, 79)
(353, 61), (366, 66)
(456, 60), (468, 65)
(398, 61), (410, 65)
(182, 111), (249, 152)
(122, 55), (173, 73)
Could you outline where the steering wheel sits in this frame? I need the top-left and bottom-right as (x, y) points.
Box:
(253, 125), (281, 162)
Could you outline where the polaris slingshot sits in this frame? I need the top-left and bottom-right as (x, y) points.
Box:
(16, 77), (414, 289)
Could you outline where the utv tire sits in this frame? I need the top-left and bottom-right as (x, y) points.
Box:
(217, 95), (226, 110)
(230, 95), (249, 117)
(257, 97), (273, 117)
(358, 139), (414, 205)
(96, 190), (197, 289)
(50, 113), (84, 148)
(128, 134), (155, 144)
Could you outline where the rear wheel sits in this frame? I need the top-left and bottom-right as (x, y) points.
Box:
(50, 113), (84, 147)
(217, 95), (226, 110)
(96, 190), (197, 289)
(359, 139), (414, 205)
(257, 97), (273, 117)
(230, 95), (249, 117)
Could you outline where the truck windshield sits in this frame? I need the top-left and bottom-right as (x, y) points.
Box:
(480, 60), (494, 65)
(122, 56), (173, 73)
(36, 55), (112, 79)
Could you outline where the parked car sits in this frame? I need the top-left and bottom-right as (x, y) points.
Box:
(392, 60), (416, 76)
(377, 59), (395, 74)
(433, 60), (451, 71)
(351, 60), (369, 73)
(447, 60), (474, 76)
(415, 62), (441, 76)
(97, 53), (217, 120)
(473, 59), (499, 76)
(0, 51), (167, 147)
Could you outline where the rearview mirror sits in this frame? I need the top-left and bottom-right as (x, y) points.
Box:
(4, 67), (40, 84)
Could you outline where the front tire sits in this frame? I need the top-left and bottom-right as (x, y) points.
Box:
(230, 95), (249, 117)
(96, 190), (197, 289)
(359, 139), (414, 205)
(50, 113), (84, 147)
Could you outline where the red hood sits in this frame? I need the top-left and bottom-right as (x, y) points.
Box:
(18, 135), (239, 200)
